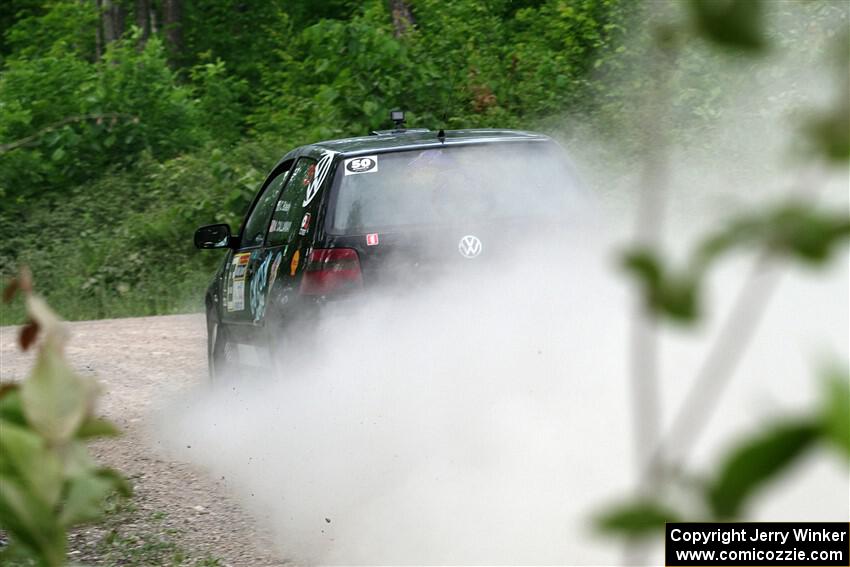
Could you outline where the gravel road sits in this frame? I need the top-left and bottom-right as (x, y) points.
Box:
(0, 313), (286, 567)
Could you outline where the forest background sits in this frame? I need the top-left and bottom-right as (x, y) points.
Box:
(0, 0), (842, 323)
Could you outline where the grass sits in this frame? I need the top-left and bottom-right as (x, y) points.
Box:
(0, 271), (211, 326)
(0, 148), (236, 327)
(68, 495), (225, 567)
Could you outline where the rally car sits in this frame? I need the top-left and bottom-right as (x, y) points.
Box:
(195, 119), (583, 378)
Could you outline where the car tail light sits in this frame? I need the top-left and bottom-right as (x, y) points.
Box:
(299, 248), (363, 295)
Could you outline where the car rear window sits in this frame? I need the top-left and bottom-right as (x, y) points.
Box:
(329, 142), (581, 234)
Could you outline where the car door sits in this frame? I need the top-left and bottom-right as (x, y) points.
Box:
(220, 162), (291, 326)
(254, 155), (321, 330)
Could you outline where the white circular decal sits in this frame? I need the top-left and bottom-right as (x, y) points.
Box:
(346, 157), (376, 173)
(458, 235), (483, 259)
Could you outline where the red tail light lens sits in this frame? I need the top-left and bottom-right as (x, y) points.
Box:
(299, 248), (363, 295)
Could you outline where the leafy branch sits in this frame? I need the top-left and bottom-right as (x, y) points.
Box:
(598, 368), (849, 536)
(624, 202), (850, 326)
(595, 0), (850, 550)
(0, 113), (138, 155)
(0, 269), (130, 565)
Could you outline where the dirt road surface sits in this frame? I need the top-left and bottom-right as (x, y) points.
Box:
(0, 313), (286, 566)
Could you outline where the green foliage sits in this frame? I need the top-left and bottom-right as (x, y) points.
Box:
(251, 0), (626, 140)
(807, 103), (850, 162)
(180, 0), (358, 85)
(0, 35), (206, 203)
(617, 166), (849, 533)
(687, 0), (765, 51)
(0, 52), (94, 184)
(97, 36), (206, 156)
(0, 276), (130, 566)
(189, 59), (249, 144)
(599, 0), (849, 547)
(623, 203), (850, 323)
(3, 0), (98, 59)
(595, 499), (681, 539)
(67, 497), (226, 566)
(804, 34), (850, 163)
(820, 368), (850, 457)
(0, 138), (278, 323)
(596, 366), (849, 538)
(706, 420), (819, 519)
(622, 249), (700, 322)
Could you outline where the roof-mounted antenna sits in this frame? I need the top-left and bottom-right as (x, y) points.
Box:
(390, 110), (405, 132)
(437, 111), (447, 143)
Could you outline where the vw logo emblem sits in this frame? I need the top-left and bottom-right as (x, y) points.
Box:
(458, 235), (483, 259)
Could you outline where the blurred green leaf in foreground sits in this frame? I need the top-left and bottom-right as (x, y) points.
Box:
(597, 367), (850, 538)
(623, 202), (850, 324)
(599, 0), (850, 546)
(0, 269), (130, 566)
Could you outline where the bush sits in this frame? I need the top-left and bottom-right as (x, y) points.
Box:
(1, 138), (280, 323)
(250, 0), (629, 140)
(0, 36), (205, 204)
(0, 272), (130, 565)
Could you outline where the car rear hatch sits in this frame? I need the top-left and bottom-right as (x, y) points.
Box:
(316, 141), (585, 292)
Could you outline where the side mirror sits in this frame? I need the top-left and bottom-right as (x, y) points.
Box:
(194, 223), (233, 249)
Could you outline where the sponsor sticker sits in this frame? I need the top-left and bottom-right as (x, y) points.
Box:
(268, 252), (283, 290)
(231, 280), (245, 311)
(270, 220), (292, 234)
(344, 155), (378, 175)
(299, 212), (312, 236)
(366, 233), (379, 246)
(232, 252), (250, 280)
(226, 253), (251, 311)
(290, 250), (300, 276)
(276, 200), (291, 212)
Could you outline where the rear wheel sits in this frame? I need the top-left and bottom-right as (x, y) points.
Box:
(208, 316), (236, 383)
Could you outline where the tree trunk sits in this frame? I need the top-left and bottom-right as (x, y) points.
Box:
(114, 3), (126, 37)
(101, 0), (116, 43)
(94, 0), (103, 59)
(389, 0), (415, 37)
(135, 0), (150, 44)
(100, 0), (125, 44)
(149, 4), (158, 35)
(163, 0), (182, 58)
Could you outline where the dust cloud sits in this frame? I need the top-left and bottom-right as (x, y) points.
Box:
(157, 4), (848, 564)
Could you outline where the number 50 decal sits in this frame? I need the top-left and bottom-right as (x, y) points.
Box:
(344, 155), (378, 175)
